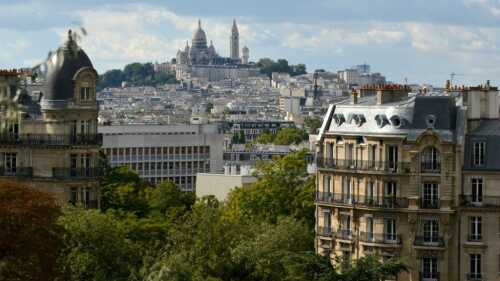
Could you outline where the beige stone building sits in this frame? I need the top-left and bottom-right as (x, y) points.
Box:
(315, 85), (465, 281)
(0, 31), (101, 208)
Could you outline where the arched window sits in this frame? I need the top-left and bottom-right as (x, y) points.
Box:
(421, 147), (440, 173)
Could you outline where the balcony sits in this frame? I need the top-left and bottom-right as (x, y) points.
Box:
(317, 158), (411, 174)
(0, 134), (103, 146)
(68, 200), (99, 209)
(357, 195), (409, 208)
(414, 236), (445, 248)
(420, 272), (440, 281)
(335, 229), (353, 240)
(0, 167), (33, 178)
(317, 226), (333, 237)
(315, 192), (409, 209)
(467, 234), (482, 242)
(359, 231), (402, 245)
(420, 199), (440, 209)
(53, 168), (103, 179)
(466, 273), (483, 281)
(421, 161), (441, 174)
(461, 195), (500, 207)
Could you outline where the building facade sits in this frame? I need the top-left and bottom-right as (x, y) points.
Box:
(99, 124), (224, 191)
(0, 31), (102, 208)
(315, 85), (464, 281)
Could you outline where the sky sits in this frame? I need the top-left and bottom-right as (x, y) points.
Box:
(1, 0), (500, 86)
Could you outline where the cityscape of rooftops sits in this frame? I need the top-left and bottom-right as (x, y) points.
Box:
(1, 1), (500, 281)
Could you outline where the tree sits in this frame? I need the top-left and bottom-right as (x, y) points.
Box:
(342, 255), (408, 281)
(144, 180), (195, 218)
(256, 58), (307, 77)
(304, 117), (322, 134)
(56, 207), (144, 281)
(224, 150), (314, 226)
(101, 166), (151, 217)
(254, 130), (275, 144)
(273, 128), (308, 145)
(97, 62), (177, 90)
(0, 181), (62, 281)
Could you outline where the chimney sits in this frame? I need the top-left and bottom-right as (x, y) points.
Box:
(351, 89), (358, 104)
(376, 84), (410, 105)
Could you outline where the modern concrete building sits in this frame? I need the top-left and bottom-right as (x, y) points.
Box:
(100, 124), (224, 191)
(315, 85), (465, 281)
(0, 31), (102, 208)
(195, 172), (257, 201)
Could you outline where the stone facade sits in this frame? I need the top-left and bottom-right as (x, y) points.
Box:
(0, 31), (101, 208)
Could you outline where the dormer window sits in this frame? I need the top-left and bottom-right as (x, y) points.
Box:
(473, 141), (486, 167)
(80, 87), (92, 101)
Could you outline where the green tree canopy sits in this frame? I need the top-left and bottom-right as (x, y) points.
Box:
(304, 116), (322, 134)
(97, 63), (177, 90)
(256, 58), (307, 77)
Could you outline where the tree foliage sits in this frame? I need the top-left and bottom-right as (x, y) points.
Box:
(255, 128), (308, 145)
(304, 116), (322, 134)
(98, 63), (177, 90)
(0, 181), (62, 281)
(256, 58), (307, 77)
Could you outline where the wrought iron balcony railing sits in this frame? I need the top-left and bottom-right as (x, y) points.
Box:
(317, 226), (333, 237)
(68, 200), (99, 209)
(467, 234), (482, 242)
(316, 157), (411, 173)
(315, 192), (409, 208)
(460, 195), (500, 207)
(414, 236), (445, 247)
(466, 273), (483, 281)
(0, 134), (103, 146)
(0, 167), (33, 178)
(359, 231), (402, 244)
(335, 229), (353, 240)
(53, 168), (103, 179)
(420, 271), (440, 281)
(420, 199), (440, 209)
(421, 161), (441, 173)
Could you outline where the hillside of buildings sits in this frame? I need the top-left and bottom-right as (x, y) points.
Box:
(98, 62), (178, 90)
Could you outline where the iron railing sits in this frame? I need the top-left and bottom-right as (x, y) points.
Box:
(420, 198), (440, 209)
(421, 161), (441, 173)
(414, 236), (445, 247)
(359, 231), (402, 244)
(53, 168), (103, 179)
(0, 167), (33, 178)
(420, 271), (440, 281)
(335, 229), (353, 240)
(0, 134), (102, 146)
(316, 157), (411, 173)
(466, 273), (483, 281)
(467, 234), (482, 242)
(461, 195), (500, 207)
(315, 192), (409, 208)
(317, 226), (333, 237)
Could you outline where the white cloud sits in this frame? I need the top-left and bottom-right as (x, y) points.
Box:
(464, 0), (500, 16)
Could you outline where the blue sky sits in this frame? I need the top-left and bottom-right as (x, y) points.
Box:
(1, 0), (500, 86)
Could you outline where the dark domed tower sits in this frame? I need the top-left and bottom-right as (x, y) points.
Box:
(0, 30), (102, 208)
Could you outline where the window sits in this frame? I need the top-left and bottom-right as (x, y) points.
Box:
(385, 218), (397, 241)
(469, 254), (482, 280)
(421, 147), (440, 172)
(368, 144), (377, 167)
(422, 256), (438, 280)
(471, 178), (483, 204)
(423, 219), (439, 243)
(384, 181), (397, 207)
(342, 177), (352, 203)
(473, 141), (486, 166)
(366, 217), (374, 241)
(422, 183), (439, 208)
(387, 145), (398, 170)
(80, 86), (92, 101)
(4, 153), (17, 175)
(469, 217), (482, 241)
(70, 187), (78, 204)
(340, 215), (351, 238)
(366, 181), (374, 204)
(323, 211), (331, 230)
(323, 175), (331, 194)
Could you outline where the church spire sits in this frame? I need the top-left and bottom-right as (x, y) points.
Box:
(230, 19), (240, 62)
(198, 19), (201, 29)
